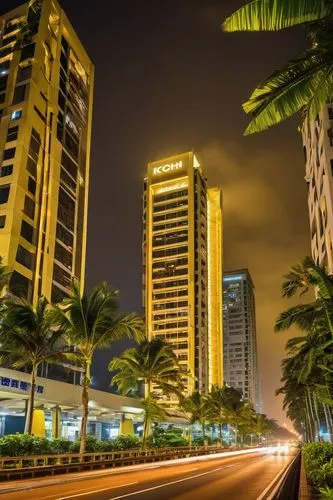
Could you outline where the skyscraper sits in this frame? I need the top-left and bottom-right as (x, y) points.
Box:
(143, 152), (223, 404)
(303, 106), (333, 274)
(0, 0), (94, 303)
(223, 269), (259, 410)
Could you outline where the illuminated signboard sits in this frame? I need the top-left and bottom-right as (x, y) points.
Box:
(153, 161), (183, 176)
(0, 376), (44, 393)
(149, 153), (191, 184)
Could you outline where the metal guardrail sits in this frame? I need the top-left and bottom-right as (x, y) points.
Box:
(259, 449), (301, 500)
(0, 445), (229, 481)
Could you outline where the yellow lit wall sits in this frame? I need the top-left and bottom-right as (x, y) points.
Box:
(143, 152), (223, 405)
(0, 0), (94, 304)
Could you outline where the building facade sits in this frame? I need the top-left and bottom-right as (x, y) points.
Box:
(223, 269), (259, 410)
(0, 0), (94, 303)
(303, 106), (333, 274)
(143, 152), (223, 405)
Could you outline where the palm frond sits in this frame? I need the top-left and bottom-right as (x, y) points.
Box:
(242, 48), (333, 135)
(275, 303), (319, 332)
(222, 0), (330, 33)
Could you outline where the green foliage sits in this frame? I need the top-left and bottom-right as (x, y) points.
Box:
(69, 435), (99, 453)
(147, 425), (188, 448)
(0, 434), (52, 457)
(112, 434), (141, 450)
(320, 486), (333, 499)
(50, 438), (72, 454)
(221, 0), (333, 134)
(303, 443), (333, 491)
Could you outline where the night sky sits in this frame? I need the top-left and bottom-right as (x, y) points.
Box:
(2, 1), (311, 424)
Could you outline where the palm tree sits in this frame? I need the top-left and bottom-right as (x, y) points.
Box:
(206, 384), (243, 445)
(251, 414), (272, 444)
(109, 338), (186, 446)
(0, 296), (65, 434)
(222, 0), (333, 135)
(0, 256), (10, 298)
(180, 391), (211, 443)
(275, 257), (333, 411)
(52, 282), (144, 454)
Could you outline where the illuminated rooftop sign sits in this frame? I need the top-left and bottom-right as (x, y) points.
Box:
(153, 161), (183, 176)
(223, 275), (244, 282)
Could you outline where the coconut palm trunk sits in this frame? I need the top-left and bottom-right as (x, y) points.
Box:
(24, 364), (37, 434)
(218, 423), (223, 446)
(322, 403), (332, 443)
(80, 359), (91, 455)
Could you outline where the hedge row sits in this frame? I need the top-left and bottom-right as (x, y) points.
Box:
(0, 434), (141, 457)
(303, 442), (333, 498)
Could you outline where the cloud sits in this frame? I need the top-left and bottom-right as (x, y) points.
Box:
(199, 141), (310, 424)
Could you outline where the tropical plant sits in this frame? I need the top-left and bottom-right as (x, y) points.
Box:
(147, 425), (188, 448)
(109, 338), (186, 446)
(180, 391), (211, 442)
(52, 282), (144, 454)
(222, 0), (333, 135)
(0, 256), (9, 298)
(0, 296), (65, 434)
(275, 257), (333, 441)
(251, 414), (272, 444)
(206, 384), (242, 445)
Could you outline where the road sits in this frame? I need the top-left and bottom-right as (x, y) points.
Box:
(0, 448), (297, 500)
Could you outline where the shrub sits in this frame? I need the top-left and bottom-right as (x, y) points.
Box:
(51, 438), (72, 454)
(147, 426), (188, 448)
(113, 435), (141, 450)
(0, 434), (52, 457)
(303, 443), (333, 492)
(69, 435), (100, 453)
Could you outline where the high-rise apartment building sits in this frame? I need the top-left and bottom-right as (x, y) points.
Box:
(0, 0), (94, 303)
(143, 152), (223, 404)
(223, 269), (259, 409)
(303, 106), (333, 274)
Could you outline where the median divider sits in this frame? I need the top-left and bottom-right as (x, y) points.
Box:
(0, 445), (261, 482)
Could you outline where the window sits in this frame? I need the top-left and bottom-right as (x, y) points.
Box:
(20, 220), (34, 243)
(23, 195), (35, 220)
(0, 185), (10, 204)
(57, 188), (75, 231)
(61, 150), (77, 179)
(54, 242), (72, 270)
(329, 108), (333, 120)
(16, 244), (33, 269)
(28, 176), (36, 195)
(17, 65), (32, 83)
(11, 109), (22, 120)
(29, 128), (41, 161)
(3, 148), (15, 160)
(53, 263), (72, 289)
(0, 215), (6, 228)
(12, 84), (27, 104)
(6, 126), (18, 142)
(20, 43), (35, 62)
(9, 271), (31, 299)
(0, 164), (13, 177)
(26, 156), (37, 177)
(56, 223), (73, 248)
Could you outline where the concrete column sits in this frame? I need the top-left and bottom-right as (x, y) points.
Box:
(51, 406), (61, 438)
(31, 408), (46, 437)
(120, 414), (134, 435)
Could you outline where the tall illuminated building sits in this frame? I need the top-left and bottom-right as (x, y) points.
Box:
(142, 152), (223, 405)
(223, 269), (259, 410)
(0, 0), (94, 303)
(303, 106), (333, 274)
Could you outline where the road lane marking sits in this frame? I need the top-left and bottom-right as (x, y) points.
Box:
(57, 482), (138, 500)
(182, 468), (198, 472)
(107, 467), (225, 499)
(256, 454), (298, 500)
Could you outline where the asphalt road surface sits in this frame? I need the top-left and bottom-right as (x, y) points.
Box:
(0, 448), (297, 500)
